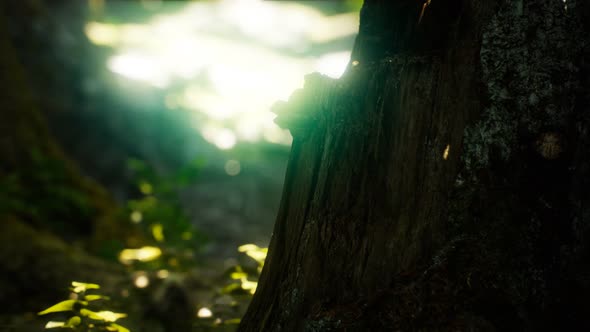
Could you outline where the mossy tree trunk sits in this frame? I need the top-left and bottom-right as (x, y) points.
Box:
(239, 0), (590, 330)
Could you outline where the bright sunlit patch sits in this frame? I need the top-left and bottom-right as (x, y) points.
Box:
(263, 127), (293, 146)
(220, 0), (358, 47)
(224, 160), (241, 176)
(197, 307), (213, 318)
(119, 246), (162, 264)
(45, 321), (66, 329)
(133, 273), (150, 288)
(90, 0), (358, 146)
(184, 88), (238, 120)
(230, 269), (248, 280)
(238, 244), (268, 263)
(71, 281), (100, 293)
(315, 52), (351, 79)
(80, 309), (127, 322)
(308, 13), (359, 43)
(235, 119), (261, 141)
(212, 129), (237, 150)
(85, 22), (118, 45)
(443, 144), (450, 160)
(84, 294), (108, 301)
(240, 277), (258, 295)
(164, 93), (181, 109)
(107, 53), (168, 87)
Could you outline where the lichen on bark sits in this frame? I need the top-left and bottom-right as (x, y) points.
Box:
(463, 0), (582, 172)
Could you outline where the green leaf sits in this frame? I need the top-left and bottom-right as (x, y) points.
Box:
(106, 323), (131, 332)
(38, 300), (86, 315)
(71, 281), (100, 293)
(221, 283), (241, 294)
(151, 223), (165, 242)
(80, 309), (127, 322)
(44, 321), (67, 329)
(65, 316), (81, 327)
(84, 294), (110, 301)
(224, 318), (241, 325)
(230, 271), (248, 280)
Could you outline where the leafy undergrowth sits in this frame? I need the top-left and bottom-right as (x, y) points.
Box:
(0, 149), (272, 331)
(38, 282), (129, 332)
(33, 244), (267, 332)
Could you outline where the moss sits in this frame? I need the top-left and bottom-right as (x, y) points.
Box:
(448, 1), (590, 329)
(272, 72), (336, 139)
(463, 0), (581, 173)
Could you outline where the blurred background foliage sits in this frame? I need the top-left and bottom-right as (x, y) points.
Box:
(0, 0), (360, 331)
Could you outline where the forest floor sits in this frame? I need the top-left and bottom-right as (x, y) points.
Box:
(1, 145), (288, 332)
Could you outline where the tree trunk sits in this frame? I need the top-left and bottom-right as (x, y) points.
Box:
(239, 0), (590, 330)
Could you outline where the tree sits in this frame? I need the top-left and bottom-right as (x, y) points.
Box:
(0, 3), (135, 313)
(239, 0), (590, 330)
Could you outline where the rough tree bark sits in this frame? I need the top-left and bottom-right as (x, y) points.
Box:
(240, 0), (590, 330)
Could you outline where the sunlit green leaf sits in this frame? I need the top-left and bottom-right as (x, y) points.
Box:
(84, 294), (110, 301)
(224, 318), (241, 325)
(44, 321), (66, 329)
(118, 246), (162, 264)
(151, 223), (165, 242)
(65, 316), (81, 327)
(38, 300), (87, 315)
(230, 271), (248, 280)
(71, 281), (100, 293)
(80, 309), (127, 322)
(239, 277), (258, 294)
(106, 323), (131, 332)
(237, 244), (259, 252)
(221, 283), (241, 294)
(245, 249), (267, 263)
(238, 244), (268, 264)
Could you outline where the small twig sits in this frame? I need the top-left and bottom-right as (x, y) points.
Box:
(418, 0), (432, 24)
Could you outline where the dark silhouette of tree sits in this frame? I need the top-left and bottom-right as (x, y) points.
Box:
(240, 0), (590, 330)
(0, 3), (132, 313)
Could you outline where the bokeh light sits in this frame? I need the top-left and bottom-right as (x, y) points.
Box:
(119, 246), (162, 264)
(224, 160), (241, 176)
(156, 269), (169, 279)
(130, 211), (142, 223)
(133, 274), (150, 288)
(197, 307), (213, 318)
